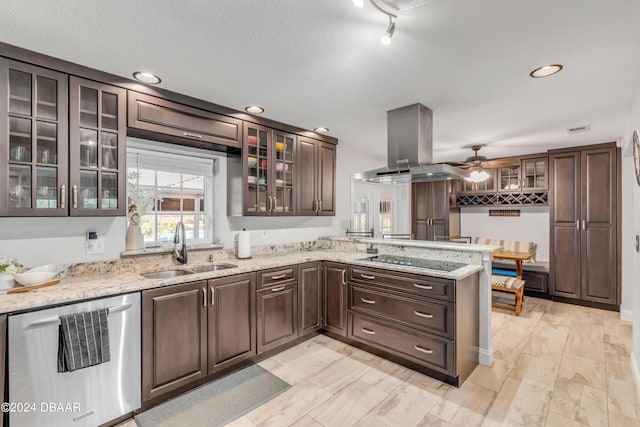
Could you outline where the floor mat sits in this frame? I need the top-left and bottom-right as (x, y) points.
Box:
(135, 364), (291, 427)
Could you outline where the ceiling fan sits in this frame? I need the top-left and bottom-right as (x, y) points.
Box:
(447, 145), (520, 170)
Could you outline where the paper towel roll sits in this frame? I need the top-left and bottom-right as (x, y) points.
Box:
(238, 229), (251, 259)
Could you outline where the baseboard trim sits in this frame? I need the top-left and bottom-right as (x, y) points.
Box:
(478, 347), (493, 366)
(620, 308), (633, 322)
(631, 352), (640, 401)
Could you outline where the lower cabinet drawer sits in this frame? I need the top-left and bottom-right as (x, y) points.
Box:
(351, 285), (454, 339)
(523, 271), (548, 293)
(349, 313), (454, 375)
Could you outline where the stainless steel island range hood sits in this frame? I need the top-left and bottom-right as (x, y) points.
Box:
(353, 104), (467, 183)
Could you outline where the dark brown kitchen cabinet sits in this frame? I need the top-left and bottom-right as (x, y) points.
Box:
(549, 143), (619, 305)
(323, 262), (348, 337)
(298, 262), (323, 336)
(69, 77), (126, 216)
(346, 264), (479, 385)
(142, 281), (207, 402)
(208, 273), (256, 374)
(257, 277), (298, 353)
(412, 181), (458, 240)
(127, 91), (242, 149)
(0, 59), (68, 216)
(457, 170), (496, 194)
(521, 157), (548, 191)
(244, 123), (296, 216)
(297, 137), (336, 216)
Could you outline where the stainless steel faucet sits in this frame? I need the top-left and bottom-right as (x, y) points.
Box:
(174, 221), (188, 264)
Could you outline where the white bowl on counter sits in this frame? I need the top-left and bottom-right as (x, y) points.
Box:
(14, 264), (58, 286)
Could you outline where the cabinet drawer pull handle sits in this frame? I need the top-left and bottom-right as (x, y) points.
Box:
(361, 274), (376, 280)
(360, 298), (376, 304)
(210, 286), (214, 305)
(271, 274), (287, 280)
(413, 283), (433, 290)
(60, 184), (66, 209)
(202, 287), (206, 307)
(312, 199), (317, 213)
(319, 200), (322, 213)
(272, 196), (277, 212)
(72, 185), (78, 209)
(414, 345), (433, 354)
(361, 328), (376, 335)
(582, 219), (586, 230)
(576, 220), (580, 230)
(414, 311), (433, 318)
(183, 132), (203, 139)
(342, 269), (346, 286)
(271, 285), (286, 292)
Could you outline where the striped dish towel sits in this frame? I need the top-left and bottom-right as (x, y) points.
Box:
(57, 308), (110, 373)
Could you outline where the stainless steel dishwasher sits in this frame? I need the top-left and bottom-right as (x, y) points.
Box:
(8, 292), (141, 427)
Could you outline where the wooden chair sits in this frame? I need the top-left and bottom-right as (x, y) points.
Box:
(491, 274), (525, 316)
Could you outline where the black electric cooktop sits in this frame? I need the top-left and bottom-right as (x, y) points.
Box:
(360, 255), (466, 272)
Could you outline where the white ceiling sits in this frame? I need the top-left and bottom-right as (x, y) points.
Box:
(2, 0), (639, 162)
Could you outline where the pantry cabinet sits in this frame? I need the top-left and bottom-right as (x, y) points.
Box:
(549, 144), (619, 305)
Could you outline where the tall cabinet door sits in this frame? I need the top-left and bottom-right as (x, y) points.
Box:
(581, 148), (617, 303)
(297, 137), (318, 215)
(323, 262), (348, 337)
(272, 130), (296, 215)
(318, 142), (336, 215)
(208, 273), (256, 374)
(142, 281), (207, 402)
(298, 262), (323, 336)
(0, 59), (68, 216)
(549, 152), (581, 298)
(69, 77), (126, 216)
(430, 181), (451, 239)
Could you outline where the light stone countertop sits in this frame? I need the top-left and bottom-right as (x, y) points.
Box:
(0, 250), (483, 315)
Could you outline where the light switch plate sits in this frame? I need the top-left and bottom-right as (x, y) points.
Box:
(86, 236), (105, 254)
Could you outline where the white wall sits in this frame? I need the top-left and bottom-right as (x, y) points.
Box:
(460, 207), (550, 261)
(620, 79), (640, 396)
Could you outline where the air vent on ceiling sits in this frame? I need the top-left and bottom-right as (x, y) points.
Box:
(567, 125), (591, 134)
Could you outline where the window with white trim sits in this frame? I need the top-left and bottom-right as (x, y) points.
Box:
(127, 140), (214, 245)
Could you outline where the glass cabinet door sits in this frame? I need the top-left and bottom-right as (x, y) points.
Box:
(69, 77), (125, 216)
(521, 158), (547, 190)
(273, 131), (296, 215)
(1, 60), (68, 216)
(499, 167), (521, 192)
(245, 124), (270, 214)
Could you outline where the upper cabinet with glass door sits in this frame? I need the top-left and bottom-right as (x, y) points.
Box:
(69, 77), (126, 216)
(520, 157), (548, 191)
(244, 123), (296, 216)
(0, 59), (68, 216)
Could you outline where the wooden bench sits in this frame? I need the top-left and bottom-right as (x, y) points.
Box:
(491, 274), (526, 316)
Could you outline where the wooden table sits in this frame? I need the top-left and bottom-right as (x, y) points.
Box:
(492, 250), (534, 278)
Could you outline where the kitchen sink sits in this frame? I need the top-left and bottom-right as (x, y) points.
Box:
(190, 263), (237, 273)
(141, 269), (195, 279)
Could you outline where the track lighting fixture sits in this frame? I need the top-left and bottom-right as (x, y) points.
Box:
(354, 0), (398, 45)
(380, 17), (396, 45)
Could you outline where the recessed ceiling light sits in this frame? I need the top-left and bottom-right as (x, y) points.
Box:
(314, 127), (329, 133)
(132, 71), (161, 84)
(529, 64), (563, 78)
(245, 106), (264, 114)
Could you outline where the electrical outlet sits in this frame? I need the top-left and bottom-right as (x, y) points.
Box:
(261, 230), (268, 240)
(86, 236), (105, 254)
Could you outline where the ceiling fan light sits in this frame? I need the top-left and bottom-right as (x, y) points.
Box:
(353, 0), (365, 7)
(466, 169), (490, 183)
(381, 20), (396, 44)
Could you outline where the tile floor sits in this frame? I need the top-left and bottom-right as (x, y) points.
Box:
(122, 297), (638, 427)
